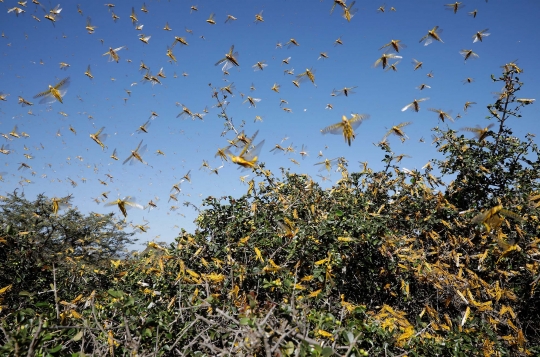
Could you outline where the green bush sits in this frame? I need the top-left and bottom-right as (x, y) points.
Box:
(1, 63), (538, 356)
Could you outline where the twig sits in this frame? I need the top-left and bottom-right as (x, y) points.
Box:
(48, 325), (101, 331)
(263, 334), (272, 357)
(201, 334), (229, 355)
(394, 352), (410, 357)
(0, 325), (9, 343)
(290, 269), (299, 317)
(123, 315), (132, 343)
(122, 314), (138, 353)
(260, 305), (276, 327)
(341, 331), (362, 357)
(52, 263), (59, 320)
(26, 317), (43, 357)
(90, 298), (109, 338)
(195, 314), (217, 326)
(170, 316), (200, 350)
(153, 325), (159, 357)
(270, 323), (295, 354)
(215, 308), (240, 324)
(412, 322), (432, 339)
(290, 331), (321, 346)
(228, 330), (243, 356)
(181, 325), (212, 355)
(211, 88), (238, 136)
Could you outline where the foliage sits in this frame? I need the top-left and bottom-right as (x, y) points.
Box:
(0, 191), (135, 317)
(1, 64), (539, 356)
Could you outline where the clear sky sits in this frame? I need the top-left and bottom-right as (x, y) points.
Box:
(1, 0), (539, 250)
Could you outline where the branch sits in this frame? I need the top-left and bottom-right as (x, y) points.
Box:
(26, 317), (43, 357)
(340, 330), (363, 357)
(153, 325), (159, 357)
(215, 308), (240, 324)
(52, 263), (60, 320)
(48, 325), (101, 331)
(270, 322), (295, 353)
(170, 316), (201, 351)
(290, 330), (321, 346)
(210, 88), (238, 136)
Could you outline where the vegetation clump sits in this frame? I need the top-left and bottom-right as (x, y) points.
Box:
(1, 63), (539, 356)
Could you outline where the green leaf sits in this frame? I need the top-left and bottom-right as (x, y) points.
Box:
(344, 331), (354, 344)
(282, 341), (295, 356)
(321, 347), (334, 357)
(72, 330), (84, 341)
(125, 296), (135, 307)
(107, 289), (124, 298)
(22, 308), (36, 315)
(48, 344), (63, 353)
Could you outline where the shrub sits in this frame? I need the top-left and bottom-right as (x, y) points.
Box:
(1, 63), (538, 356)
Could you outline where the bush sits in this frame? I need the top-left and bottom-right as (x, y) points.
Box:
(0, 63), (538, 356)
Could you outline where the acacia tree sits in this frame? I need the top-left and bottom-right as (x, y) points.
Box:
(0, 191), (135, 315)
(434, 62), (539, 209)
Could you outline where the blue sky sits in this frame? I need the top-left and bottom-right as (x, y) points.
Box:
(1, 0), (539, 250)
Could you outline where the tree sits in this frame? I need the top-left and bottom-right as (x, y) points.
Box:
(434, 61), (540, 209)
(0, 191), (135, 316)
